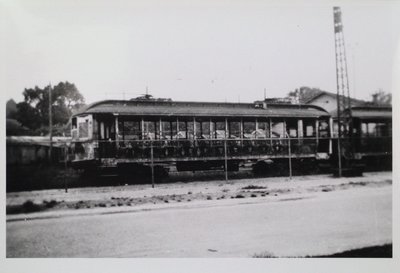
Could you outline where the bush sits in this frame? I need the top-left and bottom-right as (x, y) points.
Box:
(242, 185), (266, 190)
(253, 251), (275, 258)
(22, 200), (42, 213)
(43, 200), (58, 208)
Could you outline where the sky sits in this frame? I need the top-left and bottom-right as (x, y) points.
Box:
(2, 0), (400, 105)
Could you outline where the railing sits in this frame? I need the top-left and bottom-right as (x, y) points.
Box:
(87, 138), (322, 160)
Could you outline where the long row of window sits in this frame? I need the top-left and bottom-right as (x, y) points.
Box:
(361, 121), (391, 137)
(112, 118), (328, 141)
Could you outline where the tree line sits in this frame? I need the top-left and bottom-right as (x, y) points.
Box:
(6, 82), (85, 136)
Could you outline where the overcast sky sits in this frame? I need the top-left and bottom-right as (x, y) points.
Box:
(2, 0), (400, 104)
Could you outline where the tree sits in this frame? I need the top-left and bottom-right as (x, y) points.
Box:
(6, 99), (17, 118)
(370, 89), (391, 105)
(14, 102), (41, 130)
(14, 82), (85, 134)
(286, 87), (325, 104)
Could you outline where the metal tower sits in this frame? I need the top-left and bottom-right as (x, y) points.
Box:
(333, 7), (353, 176)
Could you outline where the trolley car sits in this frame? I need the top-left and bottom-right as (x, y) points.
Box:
(342, 105), (392, 169)
(71, 98), (332, 180)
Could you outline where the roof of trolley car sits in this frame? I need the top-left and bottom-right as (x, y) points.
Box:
(346, 106), (392, 119)
(74, 100), (330, 118)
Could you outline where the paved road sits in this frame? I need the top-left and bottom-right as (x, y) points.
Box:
(7, 186), (391, 257)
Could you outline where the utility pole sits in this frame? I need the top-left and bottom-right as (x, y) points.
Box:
(333, 7), (352, 176)
(49, 83), (53, 163)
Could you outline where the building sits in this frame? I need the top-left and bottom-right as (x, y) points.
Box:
(6, 136), (70, 165)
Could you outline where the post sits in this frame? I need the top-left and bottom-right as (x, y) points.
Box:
(315, 120), (319, 146)
(64, 143), (68, 193)
(159, 118), (163, 139)
(141, 118), (145, 153)
(255, 118), (258, 139)
(115, 115), (119, 150)
(150, 141), (155, 188)
(287, 133), (292, 180)
(49, 84), (53, 163)
(193, 117), (196, 140)
(225, 118), (228, 139)
(334, 7), (342, 177)
(224, 138), (228, 182)
(240, 118), (244, 148)
(176, 117), (180, 139)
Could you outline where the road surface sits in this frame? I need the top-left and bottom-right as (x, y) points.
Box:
(7, 186), (391, 257)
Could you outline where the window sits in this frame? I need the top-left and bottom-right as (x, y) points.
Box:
(243, 121), (255, 138)
(361, 122), (368, 137)
(256, 119), (269, 139)
(375, 123), (388, 137)
(362, 122), (388, 137)
(318, 120), (329, 137)
(187, 121), (194, 139)
(271, 121), (284, 138)
(229, 121), (240, 138)
(201, 122), (210, 139)
(214, 121), (226, 139)
(119, 121), (141, 140)
(367, 123), (376, 137)
(78, 121), (89, 138)
(161, 121), (172, 139)
(303, 119), (315, 137)
(177, 121), (187, 139)
(286, 120), (297, 138)
(144, 121), (156, 140)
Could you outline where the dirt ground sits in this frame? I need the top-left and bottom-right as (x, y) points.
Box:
(6, 171), (392, 215)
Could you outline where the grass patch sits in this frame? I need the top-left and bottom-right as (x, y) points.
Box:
(349, 181), (368, 186)
(242, 185), (266, 190)
(43, 199), (58, 208)
(22, 200), (42, 213)
(7, 200), (43, 214)
(253, 251), (275, 258)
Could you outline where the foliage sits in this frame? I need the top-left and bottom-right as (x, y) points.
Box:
(13, 102), (41, 130)
(12, 82), (85, 135)
(6, 118), (34, 136)
(286, 86), (325, 103)
(6, 99), (17, 118)
(370, 89), (391, 105)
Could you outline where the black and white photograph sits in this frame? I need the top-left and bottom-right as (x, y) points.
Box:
(1, 0), (399, 272)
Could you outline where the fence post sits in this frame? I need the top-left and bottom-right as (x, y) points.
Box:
(150, 141), (155, 188)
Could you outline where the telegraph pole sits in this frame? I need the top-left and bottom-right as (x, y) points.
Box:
(49, 83), (53, 163)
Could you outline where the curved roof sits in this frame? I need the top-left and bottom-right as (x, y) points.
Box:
(74, 99), (330, 119)
(347, 106), (392, 119)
